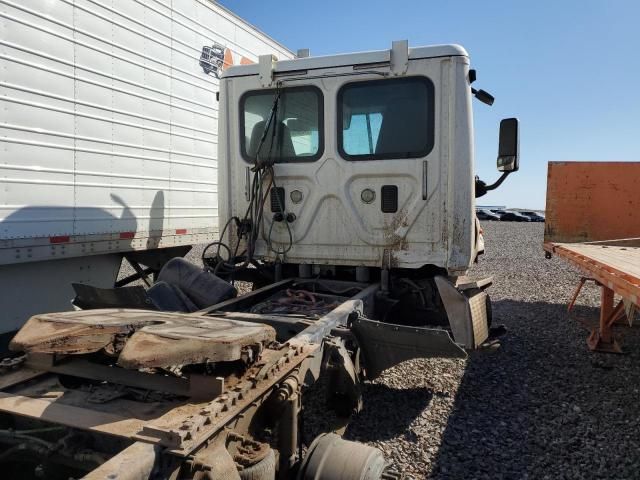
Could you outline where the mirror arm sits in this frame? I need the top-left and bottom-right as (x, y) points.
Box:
(484, 171), (511, 191)
(475, 172), (511, 198)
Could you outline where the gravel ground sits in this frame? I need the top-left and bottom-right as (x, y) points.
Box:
(122, 224), (640, 479)
(338, 222), (640, 479)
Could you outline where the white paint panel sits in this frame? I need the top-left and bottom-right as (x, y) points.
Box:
(0, 0), (293, 250)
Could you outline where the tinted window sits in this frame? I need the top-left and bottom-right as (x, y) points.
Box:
(241, 86), (323, 163)
(338, 77), (434, 160)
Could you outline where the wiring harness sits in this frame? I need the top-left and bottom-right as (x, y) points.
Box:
(203, 82), (293, 280)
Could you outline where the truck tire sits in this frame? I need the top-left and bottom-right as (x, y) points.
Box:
(298, 433), (386, 480)
(239, 449), (276, 480)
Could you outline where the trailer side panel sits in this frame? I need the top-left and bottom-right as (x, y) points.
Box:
(0, 0), (293, 264)
(544, 161), (640, 244)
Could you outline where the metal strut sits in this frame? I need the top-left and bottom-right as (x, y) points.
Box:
(567, 277), (626, 354)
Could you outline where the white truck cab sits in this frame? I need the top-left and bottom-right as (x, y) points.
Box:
(218, 42), (517, 274)
(215, 41), (519, 347)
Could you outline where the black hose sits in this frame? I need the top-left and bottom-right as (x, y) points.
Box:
(205, 81), (294, 280)
(0, 445), (24, 463)
(0, 429), (55, 450)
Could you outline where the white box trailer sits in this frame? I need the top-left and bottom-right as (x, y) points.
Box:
(0, 0), (293, 341)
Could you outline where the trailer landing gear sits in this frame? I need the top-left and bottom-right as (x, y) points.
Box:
(567, 277), (634, 354)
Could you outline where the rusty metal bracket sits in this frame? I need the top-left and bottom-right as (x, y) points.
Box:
(323, 338), (362, 416)
(586, 285), (624, 354)
(134, 343), (317, 456)
(567, 277), (592, 313)
(623, 300), (637, 327)
(567, 277), (625, 354)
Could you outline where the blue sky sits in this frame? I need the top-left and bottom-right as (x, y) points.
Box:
(219, 0), (640, 209)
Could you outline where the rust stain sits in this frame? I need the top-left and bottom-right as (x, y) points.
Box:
(382, 208), (409, 267)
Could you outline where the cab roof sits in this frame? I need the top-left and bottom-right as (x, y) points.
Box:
(222, 44), (468, 79)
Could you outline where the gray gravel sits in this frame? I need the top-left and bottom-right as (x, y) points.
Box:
(123, 225), (640, 479)
(339, 222), (640, 479)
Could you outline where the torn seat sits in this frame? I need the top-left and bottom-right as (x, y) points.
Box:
(10, 309), (276, 369)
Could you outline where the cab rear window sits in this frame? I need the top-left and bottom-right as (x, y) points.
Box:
(338, 77), (435, 160)
(240, 86), (323, 163)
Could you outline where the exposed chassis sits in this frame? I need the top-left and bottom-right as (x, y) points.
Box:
(0, 278), (469, 479)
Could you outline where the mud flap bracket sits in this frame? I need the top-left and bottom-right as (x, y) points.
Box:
(323, 338), (363, 416)
(434, 276), (490, 349)
(351, 316), (466, 380)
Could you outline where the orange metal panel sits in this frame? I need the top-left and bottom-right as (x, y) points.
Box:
(544, 162), (640, 243)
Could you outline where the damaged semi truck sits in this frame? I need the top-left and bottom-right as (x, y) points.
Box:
(0, 41), (519, 479)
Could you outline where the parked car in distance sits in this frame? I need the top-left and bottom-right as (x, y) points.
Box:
(520, 211), (545, 222)
(476, 209), (501, 221)
(500, 211), (531, 222)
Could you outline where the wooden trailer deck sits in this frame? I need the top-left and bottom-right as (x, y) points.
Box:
(545, 241), (640, 305)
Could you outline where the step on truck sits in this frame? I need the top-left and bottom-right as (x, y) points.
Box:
(0, 40), (519, 479)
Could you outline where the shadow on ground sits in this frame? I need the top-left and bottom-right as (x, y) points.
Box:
(428, 299), (640, 480)
(301, 294), (640, 478)
(301, 380), (433, 446)
(343, 385), (434, 443)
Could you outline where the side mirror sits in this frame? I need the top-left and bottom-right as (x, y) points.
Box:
(472, 88), (495, 106)
(497, 118), (519, 172)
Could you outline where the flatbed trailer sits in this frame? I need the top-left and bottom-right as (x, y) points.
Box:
(544, 162), (640, 352)
(544, 239), (640, 352)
